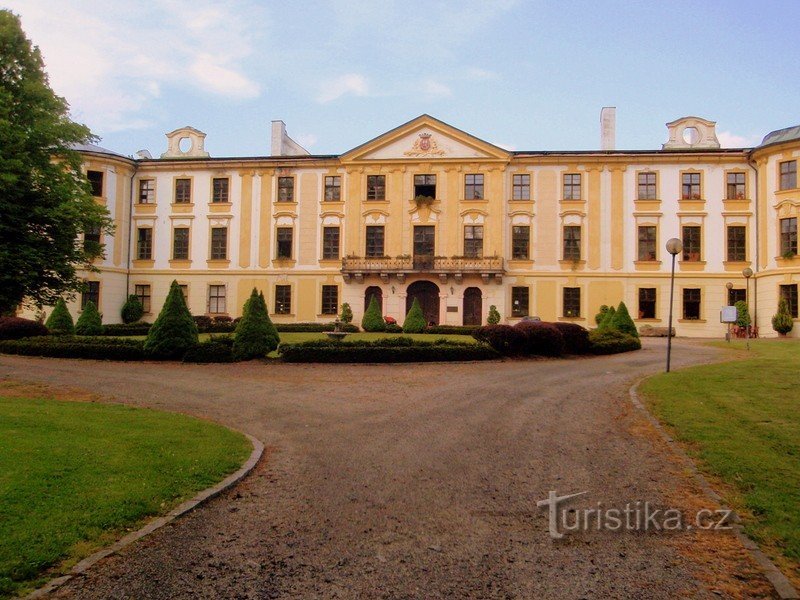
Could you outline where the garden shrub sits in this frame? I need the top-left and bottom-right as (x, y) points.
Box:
(101, 322), (152, 336)
(772, 298), (794, 335)
(610, 302), (638, 337)
(339, 302), (353, 324)
(279, 337), (498, 363)
(385, 323), (403, 333)
(182, 341), (234, 363)
(735, 300), (751, 328)
(144, 281), (198, 359)
(472, 324), (526, 356)
(274, 322), (359, 333)
(193, 315), (213, 329)
(75, 301), (103, 336)
(233, 288), (280, 361)
(425, 325), (479, 335)
(0, 317), (48, 340)
(213, 315), (233, 324)
(0, 337), (146, 360)
(514, 321), (565, 357)
(361, 296), (386, 332)
(487, 305), (501, 325)
(45, 299), (74, 335)
(121, 294), (144, 324)
(551, 322), (590, 354)
(588, 329), (641, 355)
(595, 305), (611, 326)
(597, 306), (616, 330)
(402, 298), (426, 333)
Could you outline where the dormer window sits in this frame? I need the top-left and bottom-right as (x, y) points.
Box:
(414, 174), (436, 199)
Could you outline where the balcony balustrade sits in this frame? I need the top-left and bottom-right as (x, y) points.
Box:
(341, 255), (504, 284)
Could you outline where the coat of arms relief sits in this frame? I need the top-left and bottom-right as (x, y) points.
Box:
(403, 132), (446, 157)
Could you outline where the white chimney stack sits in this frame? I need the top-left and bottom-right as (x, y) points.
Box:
(270, 120), (310, 156)
(600, 107), (616, 151)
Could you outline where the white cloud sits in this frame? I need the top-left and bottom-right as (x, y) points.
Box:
(317, 73), (370, 103)
(717, 131), (760, 148)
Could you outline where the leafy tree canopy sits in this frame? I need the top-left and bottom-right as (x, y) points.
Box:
(0, 10), (112, 314)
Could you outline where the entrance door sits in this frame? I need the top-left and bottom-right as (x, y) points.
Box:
(413, 226), (435, 270)
(406, 280), (440, 325)
(463, 287), (482, 326)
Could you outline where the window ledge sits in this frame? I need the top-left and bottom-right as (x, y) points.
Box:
(558, 316), (585, 321)
(273, 259), (296, 267)
(169, 259), (192, 268)
(461, 198), (488, 203)
(131, 259), (154, 268)
(558, 259), (586, 266)
(319, 259), (341, 265)
(775, 188), (800, 196)
(508, 198), (533, 203)
(206, 259), (230, 267)
(634, 260), (662, 265)
(270, 313), (295, 317)
(635, 318), (662, 323)
(678, 319), (707, 323)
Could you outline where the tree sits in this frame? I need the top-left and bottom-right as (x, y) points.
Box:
(75, 300), (103, 335)
(772, 299), (794, 336)
(0, 11), (112, 314)
(339, 302), (353, 324)
(734, 301), (751, 328)
(144, 281), (198, 358)
(598, 305), (616, 330)
(233, 288), (279, 360)
(402, 298), (426, 333)
(361, 296), (386, 332)
(487, 305), (501, 325)
(611, 302), (639, 337)
(44, 298), (74, 334)
(121, 295), (144, 324)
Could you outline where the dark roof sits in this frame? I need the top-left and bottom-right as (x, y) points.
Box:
(70, 142), (130, 159)
(760, 125), (800, 148)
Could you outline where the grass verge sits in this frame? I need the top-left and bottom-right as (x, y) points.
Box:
(0, 386), (251, 598)
(639, 339), (800, 583)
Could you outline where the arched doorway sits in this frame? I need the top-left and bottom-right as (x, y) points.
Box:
(406, 280), (440, 325)
(463, 287), (482, 326)
(364, 286), (383, 312)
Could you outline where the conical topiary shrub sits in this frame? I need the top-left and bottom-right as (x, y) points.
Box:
(144, 280), (198, 359)
(611, 301), (638, 337)
(402, 298), (427, 333)
(772, 298), (794, 336)
(487, 305), (501, 325)
(75, 301), (103, 335)
(45, 298), (75, 335)
(121, 294), (144, 324)
(597, 305), (616, 330)
(735, 301), (751, 328)
(233, 288), (280, 361)
(361, 295), (386, 332)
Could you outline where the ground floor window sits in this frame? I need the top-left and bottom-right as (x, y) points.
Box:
(562, 287), (580, 318)
(683, 288), (701, 320)
(321, 285), (338, 315)
(780, 284), (798, 318)
(275, 285), (291, 314)
(728, 288), (746, 306)
(511, 286), (529, 317)
(134, 284), (151, 313)
(82, 281), (99, 309)
(208, 285), (226, 314)
(638, 287), (656, 319)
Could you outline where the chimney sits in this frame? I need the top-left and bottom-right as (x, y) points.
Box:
(271, 120), (310, 156)
(600, 107), (616, 151)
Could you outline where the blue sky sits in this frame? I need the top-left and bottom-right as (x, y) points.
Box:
(6, 0), (799, 156)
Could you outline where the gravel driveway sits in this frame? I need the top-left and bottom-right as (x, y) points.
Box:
(0, 339), (775, 599)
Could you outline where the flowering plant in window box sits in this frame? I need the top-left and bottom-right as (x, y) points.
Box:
(737, 192), (745, 199)
(692, 193), (701, 200)
(414, 194), (435, 207)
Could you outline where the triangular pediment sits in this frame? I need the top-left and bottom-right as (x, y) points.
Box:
(342, 115), (510, 162)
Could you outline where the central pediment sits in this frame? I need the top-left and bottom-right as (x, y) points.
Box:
(342, 115), (510, 162)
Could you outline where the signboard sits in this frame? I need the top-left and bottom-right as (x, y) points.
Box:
(720, 306), (738, 323)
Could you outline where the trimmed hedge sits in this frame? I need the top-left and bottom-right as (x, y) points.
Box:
(279, 337), (499, 363)
(424, 325), (479, 335)
(551, 322), (590, 355)
(183, 341), (234, 363)
(101, 323), (152, 336)
(514, 321), (565, 357)
(121, 294), (144, 324)
(385, 323), (403, 333)
(0, 317), (48, 340)
(588, 329), (642, 355)
(274, 322), (359, 333)
(472, 325), (526, 356)
(0, 337), (146, 360)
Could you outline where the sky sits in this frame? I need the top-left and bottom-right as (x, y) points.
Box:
(4, 0), (799, 157)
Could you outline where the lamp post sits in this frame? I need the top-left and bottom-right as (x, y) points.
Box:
(725, 282), (733, 342)
(743, 267), (753, 350)
(665, 237), (683, 373)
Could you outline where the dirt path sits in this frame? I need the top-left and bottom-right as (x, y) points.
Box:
(0, 340), (775, 599)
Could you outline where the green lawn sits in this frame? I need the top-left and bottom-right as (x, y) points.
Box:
(640, 340), (800, 578)
(0, 394), (251, 598)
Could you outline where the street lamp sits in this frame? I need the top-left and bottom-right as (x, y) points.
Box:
(743, 267), (753, 350)
(725, 282), (733, 342)
(665, 237), (683, 373)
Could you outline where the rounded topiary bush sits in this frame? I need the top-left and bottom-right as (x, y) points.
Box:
(551, 322), (590, 354)
(473, 324), (526, 356)
(402, 298), (427, 333)
(144, 280), (198, 359)
(45, 299), (75, 335)
(361, 296), (386, 332)
(121, 294), (144, 324)
(0, 317), (48, 340)
(514, 321), (565, 357)
(487, 305), (501, 325)
(772, 298), (794, 336)
(588, 329), (641, 354)
(611, 302), (638, 338)
(339, 302), (353, 324)
(233, 288), (280, 361)
(75, 301), (103, 336)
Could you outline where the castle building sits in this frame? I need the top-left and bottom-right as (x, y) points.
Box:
(52, 112), (800, 337)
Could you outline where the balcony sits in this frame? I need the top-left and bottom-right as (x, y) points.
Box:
(341, 255), (504, 284)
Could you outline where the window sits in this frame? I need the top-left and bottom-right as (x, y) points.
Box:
(175, 178), (191, 203)
(563, 225), (581, 261)
(277, 227), (293, 259)
(563, 173), (581, 200)
(208, 285), (226, 314)
(780, 284), (798, 318)
(210, 227), (227, 260)
(324, 176), (341, 201)
(367, 175), (385, 200)
(134, 284), (151, 313)
(780, 160), (797, 191)
(465, 174), (484, 199)
(728, 288), (746, 306)
(278, 177), (294, 202)
(639, 288), (656, 319)
(275, 285), (291, 314)
(780, 217), (798, 256)
(512, 174), (530, 200)
(726, 226), (746, 262)
(463, 225), (483, 258)
(637, 172), (657, 200)
(637, 226), (657, 261)
(212, 177), (229, 203)
(321, 285), (338, 315)
(511, 287), (529, 317)
(87, 170), (103, 197)
(138, 179), (155, 204)
(512, 225), (530, 260)
(136, 227), (152, 260)
(322, 226), (340, 260)
(81, 281), (99, 309)
(681, 173), (701, 199)
(84, 224), (101, 251)
(563, 287), (581, 318)
(172, 228), (189, 260)
(726, 172), (746, 199)
(366, 225), (385, 257)
(414, 174), (436, 198)
(682, 226), (701, 261)
(683, 288), (701, 320)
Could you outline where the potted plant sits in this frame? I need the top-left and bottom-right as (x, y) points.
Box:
(414, 194), (435, 207)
